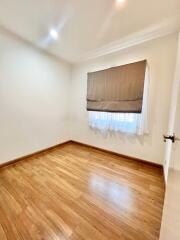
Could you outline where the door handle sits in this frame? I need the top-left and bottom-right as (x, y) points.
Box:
(163, 134), (180, 143)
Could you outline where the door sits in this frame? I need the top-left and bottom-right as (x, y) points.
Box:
(163, 31), (180, 182)
(160, 31), (180, 239)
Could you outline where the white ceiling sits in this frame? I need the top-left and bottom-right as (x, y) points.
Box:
(0, 0), (180, 62)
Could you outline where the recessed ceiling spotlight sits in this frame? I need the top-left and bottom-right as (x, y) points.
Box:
(115, 0), (126, 8)
(49, 29), (58, 40)
(116, 0), (125, 3)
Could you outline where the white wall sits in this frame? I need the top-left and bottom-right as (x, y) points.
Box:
(70, 34), (178, 165)
(0, 28), (178, 166)
(0, 28), (71, 164)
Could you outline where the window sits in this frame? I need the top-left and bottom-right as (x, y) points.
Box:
(87, 60), (149, 135)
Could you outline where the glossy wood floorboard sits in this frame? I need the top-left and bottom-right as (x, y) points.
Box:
(0, 142), (165, 240)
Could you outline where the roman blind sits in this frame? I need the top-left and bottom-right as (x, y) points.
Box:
(87, 60), (147, 113)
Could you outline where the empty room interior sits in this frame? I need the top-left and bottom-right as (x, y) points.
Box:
(1, 0), (180, 239)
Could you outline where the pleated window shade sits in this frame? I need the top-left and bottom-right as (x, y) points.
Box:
(87, 60), (147, 113)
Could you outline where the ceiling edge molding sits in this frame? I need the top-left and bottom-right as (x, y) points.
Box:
(76, 18), (180, 63)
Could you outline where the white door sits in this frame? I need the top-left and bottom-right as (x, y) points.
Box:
(163, 31), (180, 182)
(170, 91), (180, 171)
(160, 31), (180, 240)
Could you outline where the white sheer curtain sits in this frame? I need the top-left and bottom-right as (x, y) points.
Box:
(88, 67), (149, 135)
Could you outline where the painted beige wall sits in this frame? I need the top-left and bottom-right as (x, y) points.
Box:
(0, 28), (71, 164)
(70, 34), (178, 165)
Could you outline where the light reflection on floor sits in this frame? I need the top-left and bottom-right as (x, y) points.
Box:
(89, 174), (133, 208)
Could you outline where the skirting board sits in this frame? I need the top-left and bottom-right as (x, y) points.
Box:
(69, 140), (163, 169)
(0, 140), (71, 169)
(0, 140), (163, 170)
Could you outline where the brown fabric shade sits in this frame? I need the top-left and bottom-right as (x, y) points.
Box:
(87, 60), (147, 113)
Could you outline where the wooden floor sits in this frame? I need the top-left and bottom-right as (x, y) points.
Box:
(0, 142), (165, 240)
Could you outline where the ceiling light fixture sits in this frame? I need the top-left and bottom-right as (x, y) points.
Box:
(115, 0), (126, 8)
(49, 29), (58, 40)
(116, 0), (125, 3)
